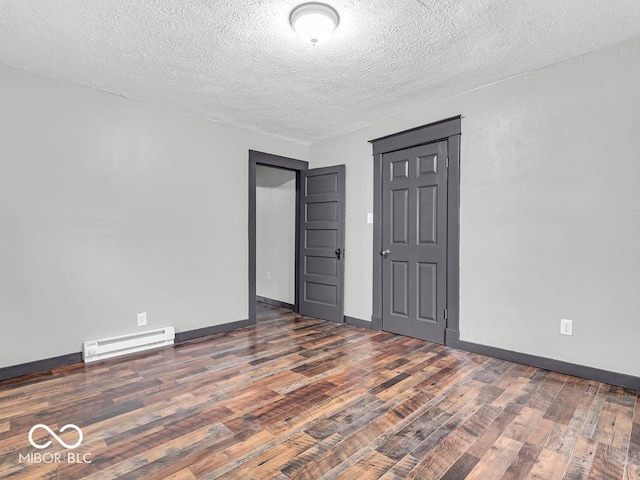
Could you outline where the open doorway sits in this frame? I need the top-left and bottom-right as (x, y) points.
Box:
(248, 151), (308, 324)
(255, 165), (296, 310)
(248, 150), (347, 325)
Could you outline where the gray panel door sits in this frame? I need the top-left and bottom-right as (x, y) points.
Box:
(381, 141), (448, 343)
(298, 165), (346, 323)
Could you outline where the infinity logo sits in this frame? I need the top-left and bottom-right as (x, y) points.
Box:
(28, 424), (83, 450)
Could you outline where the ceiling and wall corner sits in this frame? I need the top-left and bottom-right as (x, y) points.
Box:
(1, 1), (640, 144)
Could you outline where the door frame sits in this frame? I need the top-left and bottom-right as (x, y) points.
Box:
(369, 116), (461, 346)
(248, 150), (309, 325)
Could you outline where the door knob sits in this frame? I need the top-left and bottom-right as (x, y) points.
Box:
(335, 248), (342, 259)
(381, 249), (390, 257)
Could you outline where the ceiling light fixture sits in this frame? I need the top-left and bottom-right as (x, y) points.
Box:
(290, 2), (340, 45)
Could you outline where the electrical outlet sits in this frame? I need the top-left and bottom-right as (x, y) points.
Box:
(137, 312), (147, 327)
(267, 271), (271, 280)
(367, 213), (374, 224)
(560, 318), (572, 336)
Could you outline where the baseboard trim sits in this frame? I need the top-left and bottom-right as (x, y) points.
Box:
(371, 315), (383, 331)
(256, 296), (295, 310)
(1, 319), (255, 382)
(344, 316), (372, 329)
(9, 321), (636, 391)
(445, 328), (462, 348)
(0, 352), (83, 382)
(447, 333), (640, 391)
(175, 319), (254, 343)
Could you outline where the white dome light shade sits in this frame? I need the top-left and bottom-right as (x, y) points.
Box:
(290, 3), (340, 45)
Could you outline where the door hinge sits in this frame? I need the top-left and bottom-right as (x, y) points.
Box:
(445, 157), (449, 168)
(444, 308), (448, 320)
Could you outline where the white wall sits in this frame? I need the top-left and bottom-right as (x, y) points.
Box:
(256, 166), (296, 304)
(0, 64), (308, 368)
(310, 36), (640, 377)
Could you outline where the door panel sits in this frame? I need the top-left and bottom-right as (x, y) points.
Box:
(391, 189), (409, 243)
(417, 262), (437, 322)
(382, 142), (448, 343)
(391, 261), (409, 317)
(305, 256), (337, 277)
(306, 229), (337, 248)
(418, 186), (437, 244)
(298, 165), (345, 323)
(306, 202), (338, 222)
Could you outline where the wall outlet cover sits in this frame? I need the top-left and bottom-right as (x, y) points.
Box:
(560, 318), (573, 336)
(137, 312), (147, 326)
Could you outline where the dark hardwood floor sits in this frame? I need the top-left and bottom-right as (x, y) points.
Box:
(1, 303), (638, 479)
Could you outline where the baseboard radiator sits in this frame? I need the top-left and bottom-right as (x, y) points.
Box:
(83, 327), (175, 363)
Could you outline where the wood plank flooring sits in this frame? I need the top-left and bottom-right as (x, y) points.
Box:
(0, 303), (638, 479)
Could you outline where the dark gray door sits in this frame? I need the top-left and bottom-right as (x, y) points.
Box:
(298, 165), (346, 323)
(381, 141), (448, 343)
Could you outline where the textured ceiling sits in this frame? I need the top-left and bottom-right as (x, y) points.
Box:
(2, 1), (640, 144)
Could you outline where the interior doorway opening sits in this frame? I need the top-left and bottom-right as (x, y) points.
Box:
(255, 165), (297, 310)
(248, 150), (347, 326)
(248, 150), (308, 324)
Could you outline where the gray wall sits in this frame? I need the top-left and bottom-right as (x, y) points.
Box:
(256, 166), (296, 304)
(0, 64), (308, 368)
(3, 35), (640, 379)
(310, 36), (640, 377)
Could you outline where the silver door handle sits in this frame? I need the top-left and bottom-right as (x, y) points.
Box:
(381, 249), (390, 257)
